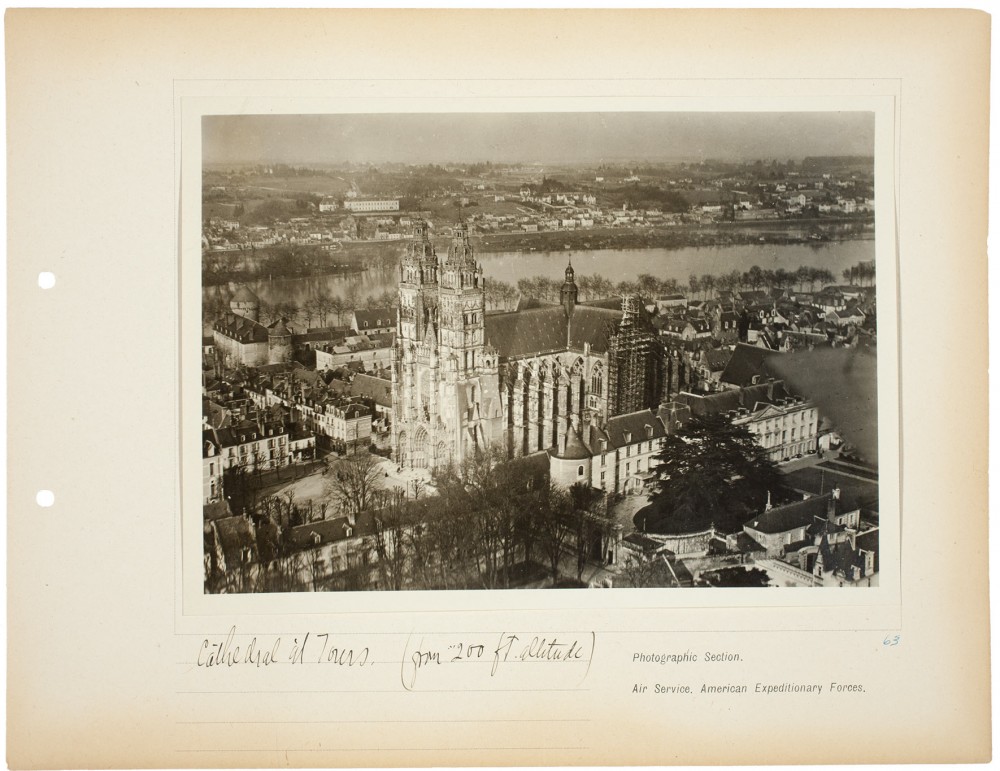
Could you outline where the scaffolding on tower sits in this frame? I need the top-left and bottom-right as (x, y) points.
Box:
(607, 294), (657, 416)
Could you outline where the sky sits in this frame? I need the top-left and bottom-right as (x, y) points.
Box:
(203, 112), (875, 166)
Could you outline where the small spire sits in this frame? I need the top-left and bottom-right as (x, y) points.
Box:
(561, 258), (579, 316)
(765, 490), (773, 511)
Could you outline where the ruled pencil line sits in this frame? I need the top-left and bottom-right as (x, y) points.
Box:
(176, 747), (586, 752)
(178, 688), (588, 694)
(174, 627), (895, 636)
(177, 718), (588, 724)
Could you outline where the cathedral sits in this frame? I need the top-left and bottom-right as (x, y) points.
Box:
(391, 222), (664, 474)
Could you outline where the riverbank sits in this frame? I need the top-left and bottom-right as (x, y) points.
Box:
(202, 218), (874, 291)
(202, 244), (372, 288)
(469, 218), (873, 254)
(202, 263), (366, 288)
(203, 239), (875, 322)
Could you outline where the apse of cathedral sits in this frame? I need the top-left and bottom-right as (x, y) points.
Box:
(391, 222), (664, 471)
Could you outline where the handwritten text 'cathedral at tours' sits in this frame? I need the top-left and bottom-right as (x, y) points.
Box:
(195, 626), (596, 691)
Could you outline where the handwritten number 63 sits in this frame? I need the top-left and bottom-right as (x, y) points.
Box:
(883, 634), (901, 647)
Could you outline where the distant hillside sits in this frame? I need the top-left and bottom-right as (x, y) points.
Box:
(801, 156), (874, 173)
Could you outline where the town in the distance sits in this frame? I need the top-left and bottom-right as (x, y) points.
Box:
(201, 155), (879, 592)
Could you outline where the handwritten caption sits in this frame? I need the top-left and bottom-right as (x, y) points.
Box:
(400, 631), (596, 690)
(194, 626), (595, 691)
(197, 626), (371, 669)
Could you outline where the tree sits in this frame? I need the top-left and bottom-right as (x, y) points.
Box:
(774, 268), (795, 291)
(325, 450), (384, 518)
(616, 280), (639, 298)
(262, 550), (306, 593)
(568, 483), (613, 582)
(432, 445), (541, 589)
(315, 289), (335, 326)
(639, 413), (785, 535)
(616, 553), (680, 588)
(661, 277), (680, 295)
(700, 274), (716, 300)
(277, 301), (300, 325)
(590, 274), (616, 299)
(250, 446), (268, 489)
(534, 485), (574, 585)
(279, 490), (297, 528)
(257, 301), (277, 326)
(305, 297), (325, 327)
(370, 487), (411, 591)
(377, 289), (399, 310)
(413, 491), (474, 590)
(344, 284), (361, 312)
(329, 295), (347, 326)
(464, 447), (525, 589)
(636, 273), (661, 299)
(223, 454), (257, 515)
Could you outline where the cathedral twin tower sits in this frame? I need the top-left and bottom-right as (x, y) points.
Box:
(391, 222), (504, 471)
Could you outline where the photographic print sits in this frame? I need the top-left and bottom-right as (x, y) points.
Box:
(199, 111), (881, 593)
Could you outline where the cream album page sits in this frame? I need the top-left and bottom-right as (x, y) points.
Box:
(6, 9), (991, 768)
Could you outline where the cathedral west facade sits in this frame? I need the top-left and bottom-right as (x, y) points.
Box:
(391, 222), (664, 475)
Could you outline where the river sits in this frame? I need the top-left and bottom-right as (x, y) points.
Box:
(203, 239), (875, 320)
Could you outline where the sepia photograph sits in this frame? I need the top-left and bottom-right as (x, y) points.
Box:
(200, 111), (881, 593)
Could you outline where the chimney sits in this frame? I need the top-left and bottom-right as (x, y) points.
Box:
(582, 412), (592, 445)
(767, 379), (775, 400)
(827, 487), (841, 521)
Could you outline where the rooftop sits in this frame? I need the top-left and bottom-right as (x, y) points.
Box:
(719, 343), (780, 387)
(744, 491), (854, 536)
(484, 298), (650, 359)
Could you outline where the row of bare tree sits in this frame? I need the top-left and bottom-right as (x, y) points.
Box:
(330, 448), (618, 591)
(203, 286), (399, 330)
(511, 263), (844, 307)
(211, 448), (620, 593)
